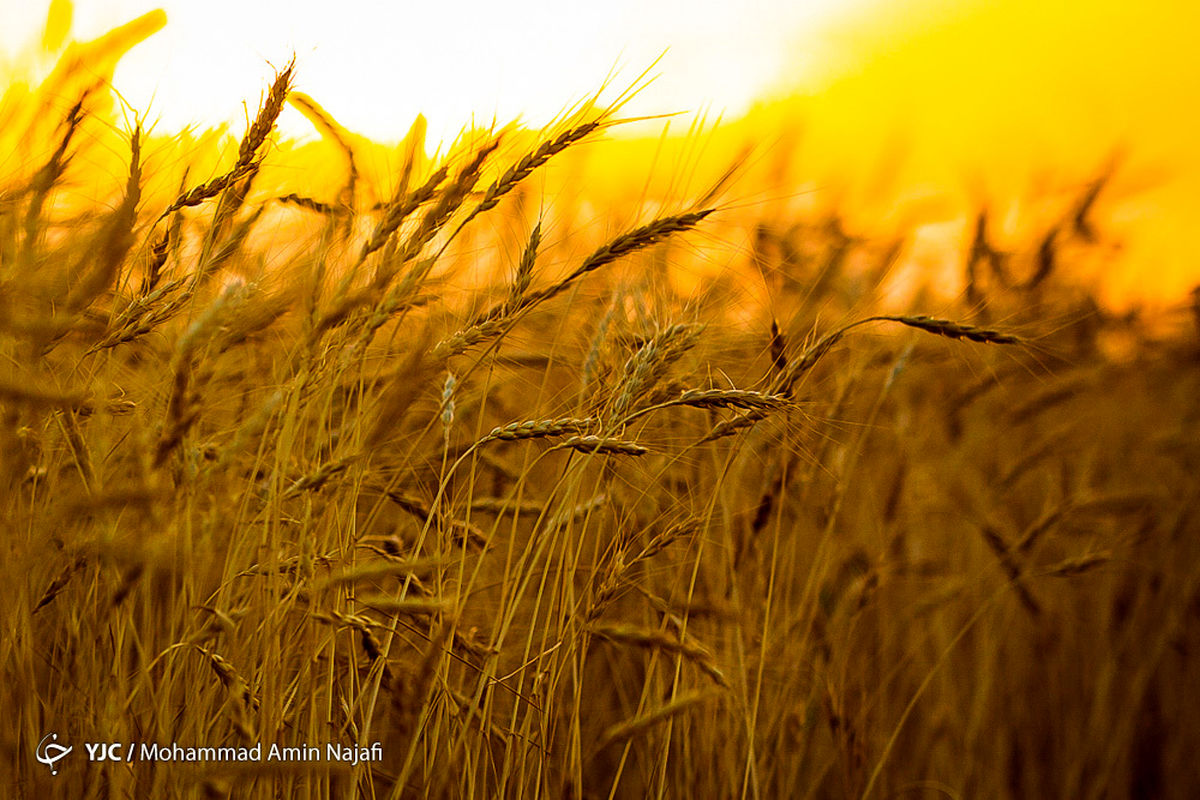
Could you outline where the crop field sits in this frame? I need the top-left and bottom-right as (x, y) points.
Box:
(3, 6), (1199, 799)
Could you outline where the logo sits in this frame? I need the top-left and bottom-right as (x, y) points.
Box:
(36, 733), (72, 775)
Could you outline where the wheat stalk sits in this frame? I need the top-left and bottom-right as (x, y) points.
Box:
(518, 209), (715, 313)
(589, 623), (728, 688)
(593, 690), (717, 753)
(555, 435), (649, 457)
(479, 417), (597, 445)
(872, 314), (1023, 345)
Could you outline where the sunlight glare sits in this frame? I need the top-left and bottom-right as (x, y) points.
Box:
(1, 0), (867, 144)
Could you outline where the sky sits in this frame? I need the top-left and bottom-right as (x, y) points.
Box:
(0, 0), (874, 145)
(2, 0), (1197, 303)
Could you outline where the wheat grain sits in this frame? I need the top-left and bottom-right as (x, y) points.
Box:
(480, 416), (596, 445)
(555, 435), (649, 457)
(874, 314), (1023, 345)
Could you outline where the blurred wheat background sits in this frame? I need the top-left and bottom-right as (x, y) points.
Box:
(2, 2), (1198, 798)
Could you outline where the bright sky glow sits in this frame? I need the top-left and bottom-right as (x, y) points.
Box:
(0, 0), (870, 144)
(4, 0), (1197, 303)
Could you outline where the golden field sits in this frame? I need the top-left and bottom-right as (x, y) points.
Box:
(2, 6), (1199, 798)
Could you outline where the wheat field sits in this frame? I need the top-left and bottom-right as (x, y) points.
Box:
(2, 11), (1199, 800)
